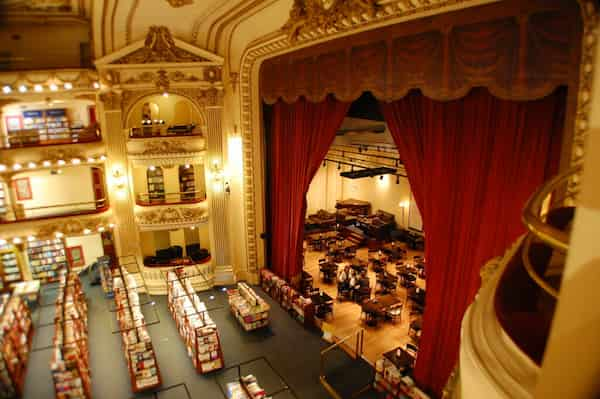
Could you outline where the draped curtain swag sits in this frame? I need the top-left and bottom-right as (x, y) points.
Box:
(260, 0), (580, 104)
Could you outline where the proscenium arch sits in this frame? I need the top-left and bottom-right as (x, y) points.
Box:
(122, 90), (208, 131)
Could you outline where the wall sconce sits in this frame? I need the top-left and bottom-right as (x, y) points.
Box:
(111, 166), (128, 199)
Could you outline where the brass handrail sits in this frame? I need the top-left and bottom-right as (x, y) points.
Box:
(519, 163), (581, 299)
(521, 234), (559, 298)
(521, 164), (582, 252)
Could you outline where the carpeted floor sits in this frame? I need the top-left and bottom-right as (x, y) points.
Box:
(22, 274), (378, 399)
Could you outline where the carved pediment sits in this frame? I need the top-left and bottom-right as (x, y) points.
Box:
(116, 26), (208, 64)
(96, 26), (224, 67)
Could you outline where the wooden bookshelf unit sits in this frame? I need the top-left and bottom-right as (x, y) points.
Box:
(112, 268), (162, 392)
(51, 272), (91, 399)
(166, 268), (224, 374)
(0, 294), (33, 397)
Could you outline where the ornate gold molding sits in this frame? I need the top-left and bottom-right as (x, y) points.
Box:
(99, 91), (122, 111)
(140, 140), (191, 155)
(36, 216), (112, 238)
(116, 26), (209, 64)
(283, 0), (380, 42)
(136, 206), (208, 230)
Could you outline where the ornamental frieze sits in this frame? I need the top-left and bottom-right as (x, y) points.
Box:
(136, 206), (208, 230)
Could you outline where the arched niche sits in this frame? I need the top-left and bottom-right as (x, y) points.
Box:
(125, 93), (205, 131)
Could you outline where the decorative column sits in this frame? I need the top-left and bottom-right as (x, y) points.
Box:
(204, 90), (234, 285)
(98, 91), (141, 268)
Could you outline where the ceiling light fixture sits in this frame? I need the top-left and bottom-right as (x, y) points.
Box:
(27, 162), (37, 169)
(57, 159), (66, 166)
(148, 165), (156, 171)
(64, 82), (73, 90)
(99, 155), (106, 161)
(0, 165), (6, 172)
(27, 236), (36, 242)
(93, 82), (100, 89)
(34, 84), (43, 92)
(97, 226), (105, 232)
(162, 92), (169, 98)
(55, 232), (64, 238)
(71, 158), (81, 165)
(12, 237), (22, 244)
(2, 86), (11, 94)
(42, 160), (51, 167)
(18, 85), (27, 93)
(49, 83), (58, 91)
(12, 163), (22, 171)
(83, 228), (91, 235)
(87, 157), (95, 163)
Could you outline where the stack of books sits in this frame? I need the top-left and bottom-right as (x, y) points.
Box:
(227, 283), (270, 331)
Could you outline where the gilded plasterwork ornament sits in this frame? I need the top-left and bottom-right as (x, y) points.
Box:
(116, 26), (208, 64)
(283, 0), (380, 42)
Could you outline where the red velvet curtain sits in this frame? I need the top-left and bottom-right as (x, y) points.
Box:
(381, 87), (565, 394)
(268, 96), (350, 281)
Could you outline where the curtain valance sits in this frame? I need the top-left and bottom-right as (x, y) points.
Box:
(260, 0), (580, 104)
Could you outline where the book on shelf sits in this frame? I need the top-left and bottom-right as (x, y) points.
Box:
(0, 245), (24, 291)
(50, 272), (91, 399)
(227, 283), (270, 331)
(0, 293), (33, 398)
(112, 268), (162, 392)
(26, 239), (69, 284)
(166, 268), (224, 374)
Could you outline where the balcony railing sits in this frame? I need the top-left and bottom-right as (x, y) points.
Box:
(494, 164), (580, 364)
(1, 125), (101, 149)
(0, 198), (108, 223)
(135, 191), (206, 206)
(129, 124), (202, 139)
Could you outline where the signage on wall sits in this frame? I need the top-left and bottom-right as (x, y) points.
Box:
(22, 110), (43, 118)
(12, 178), (32, 201)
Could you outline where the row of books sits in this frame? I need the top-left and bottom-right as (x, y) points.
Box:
(113, 269), (162, 392)
(0, 294), (33, 397)
(27, 239), (69, 283)
(51, 272), (91, 399)
(0, 247), (23, 290)
(260, 270), (314, 328)
(226, 375), (271, 399)
(166, 268), (224, 374)
(227, 283), (270, 331)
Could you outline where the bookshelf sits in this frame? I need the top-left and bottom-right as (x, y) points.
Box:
(373, 348), (429, 399)
(113, 268), (162, 392)
(178, 165), (196, 201)
(0, 294), (33, 398)
(26, 238), (69, 284)
(147, 167), (165, 202)
(51, 272), (91, 399)
(227, 283), (270, 331)
(166, 268), (224, 374)
(0, 184), (7, 221)
(0, 245), (23, 292)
